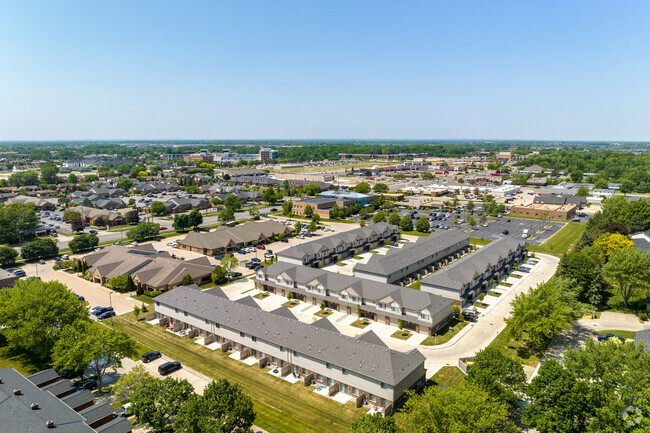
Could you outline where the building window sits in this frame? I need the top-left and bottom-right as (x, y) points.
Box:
(342, 368), (348, 375)
(352, 387), (359, 396)
(381, 382), (388, 390)
(369, 394), (376, 403)
(326, 362), (331, 369)
(280, 346), (285, 352)
(317, 374), (323, 382)
(240, 331), (245, 338)
(252, 336), (257, 342)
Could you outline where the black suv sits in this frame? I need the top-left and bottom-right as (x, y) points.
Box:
(141, 351), (162, 363)
(158, 361), (182, 375)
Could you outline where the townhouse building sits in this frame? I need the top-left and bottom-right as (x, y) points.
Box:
(420, 238), (527, 305)
(257, 262), (453, 335)
(277, 223), (399, 268)
(153, 285), (426, 413)
(354, 231), (471, 285)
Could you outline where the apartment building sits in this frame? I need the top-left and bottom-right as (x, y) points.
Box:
(420, 238), (527, 305)
(354, 231), (471, 285)
(277, 223), (399, 267)
(153, 285), (426, 413)
(257, 262), (453, 335)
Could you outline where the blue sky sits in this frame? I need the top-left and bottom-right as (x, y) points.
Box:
(0, 1), (649, 141)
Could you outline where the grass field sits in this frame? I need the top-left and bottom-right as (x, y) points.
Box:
(593, 329), (637, 340)
(399, 230), (430, 237)
(429, 366), (466, 388)
(391, 330), (412, 340)
(109, 315), (365, 433)
(469, 237), (492, 246)
(420, 320), (468, 346)
(487, 325), (547, 367)
(527, 222), (586, 257)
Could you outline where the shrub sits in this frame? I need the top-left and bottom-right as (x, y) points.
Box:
(21, 238), (59, 261)
(150, 290), (163, 298)
(0, 246), (18, 267)
(639, 312), (648, 322)
(479, 293), (485, 301)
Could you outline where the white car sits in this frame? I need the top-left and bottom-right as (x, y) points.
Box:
(131, 241), (139, 246)
(166, 241), (177, 247)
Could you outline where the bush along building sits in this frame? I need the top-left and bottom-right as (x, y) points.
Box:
(420, 237), (527, 306)
(257, 262), (453, 335)
(276, 223), (399, 268)
(153, 285), (426, 413)
(354, 231), (472, 285)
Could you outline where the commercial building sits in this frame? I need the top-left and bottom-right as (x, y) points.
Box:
(183, 149), (213, 163)
(83, 245), (214, 291)
(0, 368), (133, 432)
(7, 195), (57, 210)
(274, 172), (335, 183)
(277, 223), (399, 267)
(177, 221), (292, 255)
(354, 231), (471, 285)
(153, 285), (426, 412)
(259, 148), (279, 160)
(292, 197), (352, 219)
(257, 262), (453, 335)
(319, 190), (378, 206)
(489, 185), (519, 198)
(0, 269), (20, 288)
(420, 238), (527, 305)
(508, 203), (577, 221)
(533, 193), (586, 209)
(75, 206), (131, 226)
(141, 197), (209, 214)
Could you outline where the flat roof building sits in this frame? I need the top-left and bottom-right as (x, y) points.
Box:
(508, 203), (577, 221)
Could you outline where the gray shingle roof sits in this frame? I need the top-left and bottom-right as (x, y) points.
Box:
(155, 286), (425, 386)
(635, 329), (650, 352)
(178, 221), (291, 250)
(355, 231), (469, 276)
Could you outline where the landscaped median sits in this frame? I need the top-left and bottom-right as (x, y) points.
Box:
(108, 314), (366, 433)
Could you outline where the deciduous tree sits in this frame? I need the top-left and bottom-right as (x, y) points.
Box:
(350, 414), (402, 433)
(603, 247), (650, 309)
(131, 376), (194, 432)
(400, 214), (413, 231)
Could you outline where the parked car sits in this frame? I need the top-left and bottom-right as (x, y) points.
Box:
(158, 361), (182, 375)
(281, 238), (289, 243)
(141, 351), (162, 363)
(214, 253), (226, 259)
(252, 264), (263, 271)
(264, 252), (274, 259)
(131, 241), (139, 246)
(228, 272), (242, 278)
(597, 333), (625, 343)
(98, 311), (116, 320)
(502, 230), (509, 235)
(74, 293), (85, 301)
(38, 259), (46, 264)
(506, 219), (511, 222)
(256, 245), (265, 250)
(270, 208), (278, 211)
(461, 311), (478, 321)
(80, 379), (97, 390)
(89, 229), (98, 234)
(61, 254), (69, 260)
(12, 269), (26, 277)
(237, 249), (247, 254)
(160, 226), (168, 230)
(91, 306), (113, 316)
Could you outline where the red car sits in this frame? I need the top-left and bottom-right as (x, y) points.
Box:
(256, 245), (265, 250)
(160, 226), (168, 230)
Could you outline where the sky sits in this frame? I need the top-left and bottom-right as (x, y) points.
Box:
(0, 1), (649, 141)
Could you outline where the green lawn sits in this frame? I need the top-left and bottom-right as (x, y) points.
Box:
(391, 330), (412, 340)
(527, 222), (586, 257)
(350, 318), (371, 329)
(473, 301), (489, 309)
(420, 320), (468, 346)
(0, 332), (49, 376)
(132, 294), (154, 305)
(253, 292), (270, 300)
(469, 237), (492, 246)
(407, 281), (421, 290)
(399, 230), (430, 237)
(108, 315), (365, 433)
(282, 300), (300, 308)
(487, 291), (502, 297)
(487, 325), (547, 367)
(593, 329), (637, 340)
(429, 366), (466, 388)
(314, 309), (333, 318)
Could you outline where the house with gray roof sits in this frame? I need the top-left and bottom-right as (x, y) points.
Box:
(277, 223), (399, 267)
(631, 231), (650, 252)
(636, 329), (650, 351)
(0, 368), (132, 432)
(420, 237), (527, 305)
(355, 231), (471, 285)
(257, 262), (453, 335)
(153, 285), (426, 413)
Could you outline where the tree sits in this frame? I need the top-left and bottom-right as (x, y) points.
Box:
(570, 170), (583, 183)
(603, 248), (650, 308)
(370, 211), (384, 224)
(225, 195), (242, 211)
(40, 162), (59, 184)
(469, 217), (477, 227)
(524, 359), (590, 433)
(117, 163), (133, 175)
(218, 208), (235, 223)
(416, 216), (430, 233)
(0, 203), (40, 244)
(557, 250), (607, 306)
(308, 220), (318, 233)
(467, 200), (475, 211)
(21, 238), (59, 260)
(127, 222), (160, 242)
(133, 304), (141, 319)
(173, 379), (256, 433)
(304, 205), (314, 218)
(187, 209), (203, 228)
(117, 177), (134, 191)
(221, 255), (239, 278)
(354, 182), (371, 194)
(393, 173), (406, 180)
(402, 383), (519, 433)
(263, 187), (278, 204)
(126, 210), (139, 224)
(505, 277), (582, 351)
(9, 170), (39, 187)
(400, 214), (413, 231)
(173, 213), (191, 231)
(67, 173), (77, 183)
(356, 304), (362, 318)
(620, 179), (635, 195)
(331, 204), (341, 219)
(283, 179), (291, 196)
(181, 273), (194, 286)
(69, 234), (99, 253)
(150, 201), (167, 215)
(576, 186), (590, 197)
(388, 210), (400, 225)
(85, 174), (99, 182)
(70, 214), (85, 232)
(593, 232), (634, 257)
(211, 265), (228, 285)
(594, 178), (609, 190)
(282, 200), (293, 216)
(249, 207), (260, 220)
(131, 376), (194, 432)
(466, 347), (527, 408)
(350, 414), (403, 433)
(373, 183), (389, 193)
(0, 279), (87, 361)
(111, 364), (151, 405)
(52, 320), (137, 391)
(0, 245), (18, 267)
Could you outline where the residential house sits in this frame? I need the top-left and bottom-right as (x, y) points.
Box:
(142, 197), (209, 214)
(154, 285), (426, 412)
(420, 238), (527, 305)
(70, 191), (125, 210)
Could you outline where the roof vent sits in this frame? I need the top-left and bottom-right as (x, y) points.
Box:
(46, 420), (55, 428)
(13, 388), (21, 395)
(30, 403), (39, 410)
(0, 377), (2, 384)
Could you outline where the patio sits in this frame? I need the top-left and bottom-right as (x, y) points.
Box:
(194, 337), (221, 351)
(266, 367), (302, 384)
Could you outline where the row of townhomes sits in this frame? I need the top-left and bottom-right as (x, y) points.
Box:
(0, 368), (133, 432)
(153, 285), (426, 413)
(420, 237), (527, 305)
(257, 262), (453, 335)
(177, 221), (291, 255)
(354, 231), (472, 285)
(83, 245), (214, 291)
(276, 223), (400, 267)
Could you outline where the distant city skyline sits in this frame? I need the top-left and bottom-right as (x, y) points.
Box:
(1, 1), (649, 141)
